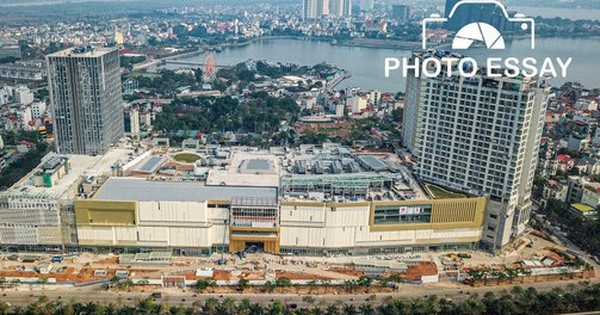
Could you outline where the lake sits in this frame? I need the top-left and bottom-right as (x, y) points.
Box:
(170, 37), (600, 93)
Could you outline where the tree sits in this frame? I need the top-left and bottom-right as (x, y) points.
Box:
(123, 278), (134, 290)
(275, 277), (292, 288)
(378, 277), (390, 288)
(342, 304), (357, 315)
(238, 278), (250, 291)
(357, 276), (372, 289)
(302, 296), (316, 305)
(344, 279), (357, 293)
(195, 279), (217, 291)
(110, 276), (120, 284)
(325, 304), (339, 315)
(358, 303), (374, 315)
(37, 278), (48, 289)
(264, 280), (276, 293)
(269, 300), (285, 315)
(204, 297), (219, 315)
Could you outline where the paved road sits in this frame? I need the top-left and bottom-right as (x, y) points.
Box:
(1, 275), (598, 308)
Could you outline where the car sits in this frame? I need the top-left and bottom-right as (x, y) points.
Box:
(151, 292), (162, 299)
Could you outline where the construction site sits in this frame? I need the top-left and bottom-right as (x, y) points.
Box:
(0, 227), (594, 295)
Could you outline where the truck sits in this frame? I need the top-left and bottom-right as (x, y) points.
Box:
(51, 256), (64, 263)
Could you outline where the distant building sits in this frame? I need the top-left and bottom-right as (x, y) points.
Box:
(130, 108), (140, 138)
(13, 85), (34, 105)
(335, 103), (345, 117)
(329, 0), (352, 17)
(541, 179), (568, 207)
(392, 5), (410, 21)
(122, 78), (139, 95)
(347, 95), (368, 114)
(46, 46), (124, 155)
(358, 0), (373, 11)
(31, 101), (47, 120)
(303, 0), (330, 19)
(115, 30), (125, 46)
(443, 0), (510, 31)
(0, 44), (21, 59)
(581, 183), (600, 209)
(570, 203), (598, 221)
(567, 176), (587, 204)
(0, 60), (47, 81)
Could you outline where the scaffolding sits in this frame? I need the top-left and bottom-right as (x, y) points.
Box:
(281, 173), (397, 198)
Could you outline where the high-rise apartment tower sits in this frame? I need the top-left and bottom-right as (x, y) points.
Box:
(403, 51), (549, 251)
(46, 46), (124, 155)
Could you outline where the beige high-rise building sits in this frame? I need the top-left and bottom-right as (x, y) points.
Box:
(403, 51), (550, 252)
(329, 0), (352, 17)
(303, 0), (332, 19)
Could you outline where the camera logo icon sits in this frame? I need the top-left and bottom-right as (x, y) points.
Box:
(422, 0), (535, 50)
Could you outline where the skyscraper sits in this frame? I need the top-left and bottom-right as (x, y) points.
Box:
(392, 4), (410, 21)
(403, 52), (549, 251)
(303, 0), (330, 19)
(329, 0), (352, 17)
(46, 46), (124, 155)
(444, 0), (509, 31)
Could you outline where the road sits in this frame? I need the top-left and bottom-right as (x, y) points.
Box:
(1, 274), (599, 308)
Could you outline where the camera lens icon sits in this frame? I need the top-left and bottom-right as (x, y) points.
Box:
(452, 22), (505, 50)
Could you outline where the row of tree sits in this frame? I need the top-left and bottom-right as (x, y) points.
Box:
(2, 282), (600, 315)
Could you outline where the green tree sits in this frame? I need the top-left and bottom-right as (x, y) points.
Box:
(195, 279), (217, 291)
(275, 277), (292, 288)
(357, 276), (372, 289)
(264, 280), (276, 293)
(204, 297), (219, 315)
(110, 276), (120, 284)
(37, 277), (48, 289)
(238, 278), (250, 291)
(358, 303), (374, 315)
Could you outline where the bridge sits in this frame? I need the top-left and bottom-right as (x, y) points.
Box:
(164, 60), (231, 68)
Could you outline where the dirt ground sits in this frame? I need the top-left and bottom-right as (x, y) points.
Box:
(326, 268), (365, 277)
(275, 271), (329, 280)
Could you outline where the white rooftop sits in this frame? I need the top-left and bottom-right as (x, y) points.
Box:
(94, 177), (278, 202)
(206, 151), (280, 187)
(2, 149), (131, 199)
(47, 46), (116, 58)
